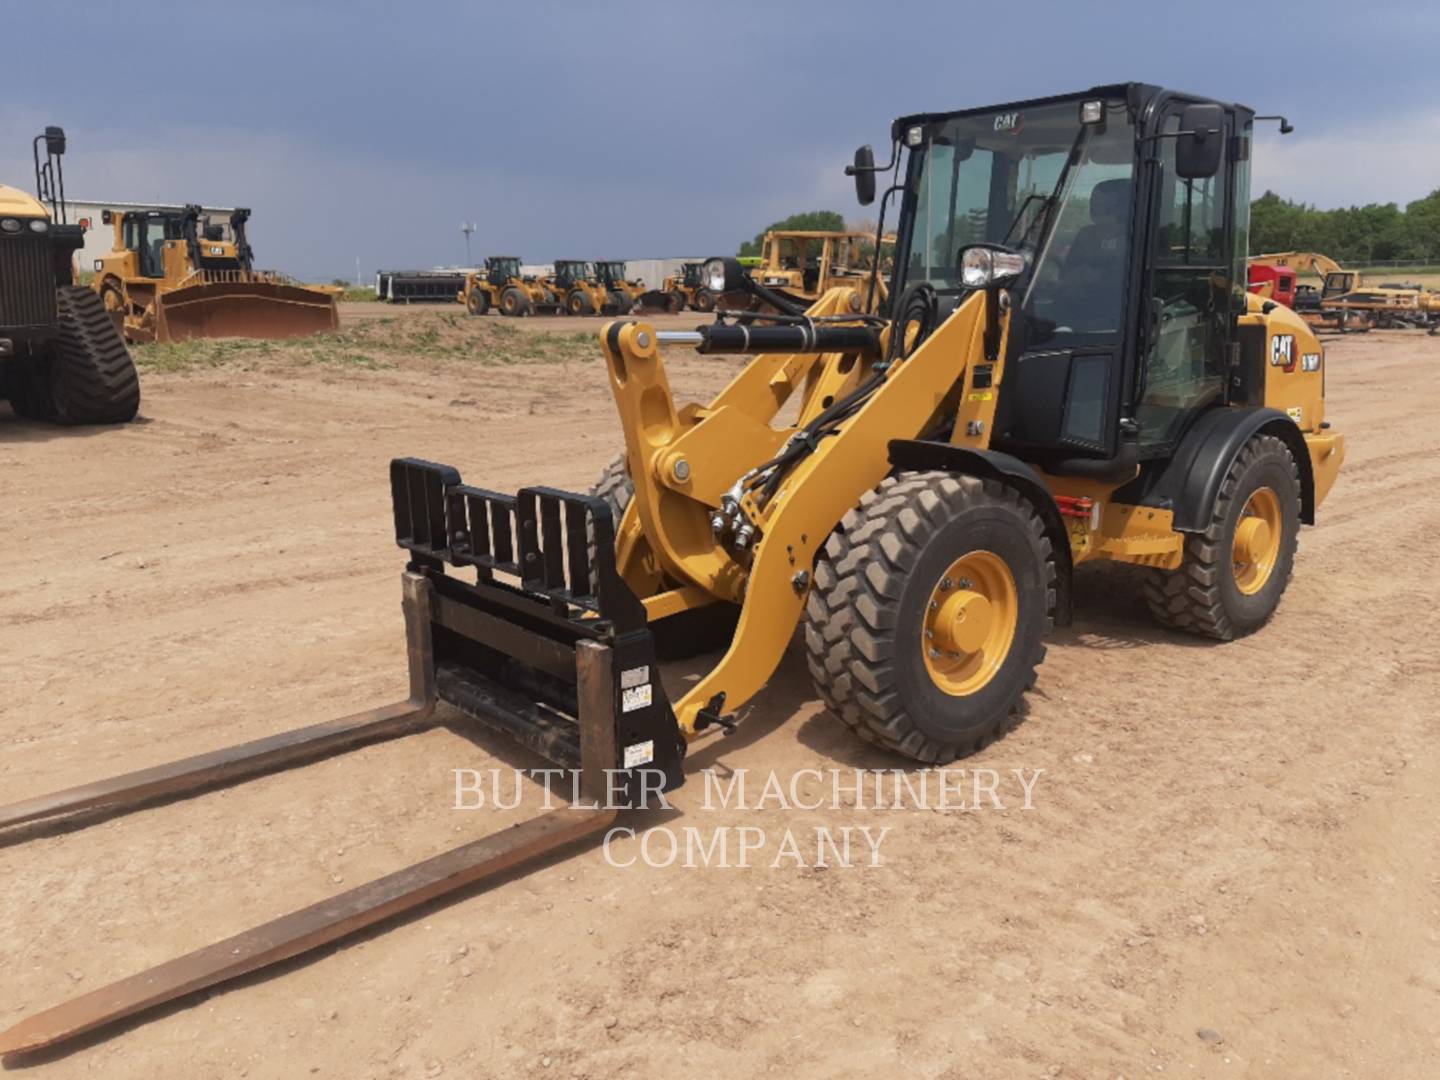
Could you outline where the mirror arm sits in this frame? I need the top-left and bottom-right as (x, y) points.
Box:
(844, 138), (900, 177)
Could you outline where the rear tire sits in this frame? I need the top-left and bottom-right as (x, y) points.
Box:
(804, 472), (1054, 762)
(40, 287), (141, 424)
(568, 290), (594, 316)
(466, 288), (490, 316)
(693, 288), (716, 313)
(1143, 434), (1300, 640)
(500, 287), (529, 317)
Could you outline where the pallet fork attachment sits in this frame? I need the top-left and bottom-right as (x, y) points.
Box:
(0, 460), (684, 1057)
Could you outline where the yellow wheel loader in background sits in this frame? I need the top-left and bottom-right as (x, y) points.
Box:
(594, 259), (647, 313)
(459, 256), (561, 316)
(0, 84), (1347, 1057)
(0, 127), (138, 424)
(635, 261), (718, 313)
(92, 204), (339, 343)
(552, 259), (616, 315)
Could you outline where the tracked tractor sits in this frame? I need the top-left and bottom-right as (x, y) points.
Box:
(93, 204), (339, 343)
(0, 127), (138, 425)
(635, 261), (717, 314)
(553, 259), (614, 316)
(0, 84), (1347, 1056)
(594, 260), (647, 313)
(460, 256), (560, 316)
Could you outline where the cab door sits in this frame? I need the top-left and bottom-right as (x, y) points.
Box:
(1134, 104), (1237, 455)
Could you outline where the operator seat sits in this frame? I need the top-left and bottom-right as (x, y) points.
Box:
(1057, 177), (1130, 331)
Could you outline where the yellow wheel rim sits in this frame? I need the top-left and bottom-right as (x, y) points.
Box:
(921, 550), (1018, 696)
(1232, 486), (1282, 595)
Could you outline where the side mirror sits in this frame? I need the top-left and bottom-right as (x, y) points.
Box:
(1175, 104), (1224, 179)
(101, 209), (113, 225)
(845, 145), (876, 206)
(44, 126), (66, 156)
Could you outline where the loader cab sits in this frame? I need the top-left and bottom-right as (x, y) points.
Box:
(554, 260), (594, 288)
(888, 84), (1254, 468)
(595, 261), (630, 288)
(487, 256), (521, 286)
(680, 262), (702, 288)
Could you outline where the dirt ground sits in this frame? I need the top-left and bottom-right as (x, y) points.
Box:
(1, 308), (1437, 1079)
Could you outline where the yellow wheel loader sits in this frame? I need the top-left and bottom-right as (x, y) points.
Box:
(0, 84), (1347, 1056)
(92, 204), (339, 343)
(459, 256), (561, 316)
(553, 259), (615, 316)
(635, 261), (718, 313)
(594, 259), (647, 313)
(0, 127), (138, 424)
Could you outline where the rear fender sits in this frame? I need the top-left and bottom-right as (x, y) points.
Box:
(1113, 407), (1315, 530)
(887, 439), (1074, 626)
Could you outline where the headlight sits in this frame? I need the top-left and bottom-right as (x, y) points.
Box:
(28, 219), (49, 233)
(702, 257), (730, 292)
(0, 218), (21, 233)
(960, 245), (1027, 288)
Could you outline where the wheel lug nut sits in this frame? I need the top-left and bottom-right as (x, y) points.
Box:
(940, 577), (953, 590)
(958, 578), (972, 589)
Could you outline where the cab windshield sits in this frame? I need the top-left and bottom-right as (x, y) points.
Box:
(896, 98), (1136, 346)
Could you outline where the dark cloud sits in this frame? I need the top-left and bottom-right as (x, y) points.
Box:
(5, 0), (1435, 279)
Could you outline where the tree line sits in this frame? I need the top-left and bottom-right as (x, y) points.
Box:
(1250, 189), (1440, 263)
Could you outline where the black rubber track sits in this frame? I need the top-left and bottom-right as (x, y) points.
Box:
(803, 471), (1055, 763)
(51, 286), (141, 424)
(1143, 433), (1300, 640)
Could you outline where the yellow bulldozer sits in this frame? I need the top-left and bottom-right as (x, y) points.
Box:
(459, 255), (561, 316)
(749, 228), (888, 309)
(92, 204), (339, 343)
(0, 84), (1347, 1056)
(0, 126), (139, 424)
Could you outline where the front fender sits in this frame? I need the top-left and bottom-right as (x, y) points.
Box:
(887, 439), (1074, 626)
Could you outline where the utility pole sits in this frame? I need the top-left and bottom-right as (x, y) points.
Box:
(461, 221), (476, 268)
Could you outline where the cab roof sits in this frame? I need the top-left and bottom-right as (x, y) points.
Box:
(892, 83), (1254, 139)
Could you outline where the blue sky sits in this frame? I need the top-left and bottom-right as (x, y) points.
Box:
(4, 0), (1436, 280)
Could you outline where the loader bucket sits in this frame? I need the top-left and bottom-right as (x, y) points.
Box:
(154, 277), (340, 342)
(634, 288), (678, 314)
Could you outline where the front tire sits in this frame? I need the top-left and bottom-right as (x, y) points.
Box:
(567, 290), (594, 316)
(500, 287), (529, 317)
(466, 288), (490, 316)
(805, 472), (1054, 762)
(1144, 433), (1301, 640)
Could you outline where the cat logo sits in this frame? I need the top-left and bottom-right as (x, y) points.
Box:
(993, 112), (1023, 133)
(1270, 333), (1297, 373)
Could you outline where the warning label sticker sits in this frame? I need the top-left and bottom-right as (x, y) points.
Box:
(621, 684), (653, 713)
(623, 740), (655, 768)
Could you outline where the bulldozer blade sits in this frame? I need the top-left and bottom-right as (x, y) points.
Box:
(0, 700), (433, 833)
(0, 806), (618, 1057)
(155, 280), (340, 342)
